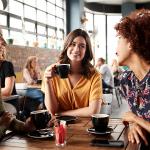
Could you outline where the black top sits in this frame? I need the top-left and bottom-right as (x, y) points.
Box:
(0, 60), (17, 95)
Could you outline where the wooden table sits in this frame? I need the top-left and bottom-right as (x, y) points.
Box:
(2, 95), (20, 102)
(0, 118), (140, 150)
(27, 84), (41, 89)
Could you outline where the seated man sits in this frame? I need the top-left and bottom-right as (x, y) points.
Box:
(95, 58), (113, 93)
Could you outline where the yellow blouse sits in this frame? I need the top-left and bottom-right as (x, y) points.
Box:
(42, 70), (102, 111)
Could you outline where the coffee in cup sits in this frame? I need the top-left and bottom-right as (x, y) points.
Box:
(91, 114), (109, 132)
(56, 64), (70, 78)
(30, 110), (51, 129)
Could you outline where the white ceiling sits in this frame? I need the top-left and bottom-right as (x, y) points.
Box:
(84, 0), (150, 5)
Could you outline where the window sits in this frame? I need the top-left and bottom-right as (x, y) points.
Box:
(25, 21), (35, 32)
(85, 12), (122, 64)
(24, 5), (36, 21)
(9, 0), (23, 16)
(37, 10), (47, 24)
(24, 0), (36, 6)
(47, 2), (55, 15)
(0, 14), (7, 26)
(47, 14), (56, 26)
(10, 17), (22, 29)
(0, 0), (66, 48)
(37, 0), (46, 11)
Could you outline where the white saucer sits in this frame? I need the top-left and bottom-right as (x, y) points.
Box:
(87, 127), (113, 135)
(27, 129), (54, 139)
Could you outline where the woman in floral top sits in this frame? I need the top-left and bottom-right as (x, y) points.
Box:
(114, 9), (150, 147)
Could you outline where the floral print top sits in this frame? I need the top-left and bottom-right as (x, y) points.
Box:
(119, 70), (150, 121)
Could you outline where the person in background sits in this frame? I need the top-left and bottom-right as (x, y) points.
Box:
(23, 56), (42, 85)
(115, 8), (150, 148)
(111, 59), (122, 87)
(95, 57), (113, 92)
(42, 28), (102, 117)
(0, 28), (17, 109)
(21, 56), (44, 118)
(0, 28), (35, 138)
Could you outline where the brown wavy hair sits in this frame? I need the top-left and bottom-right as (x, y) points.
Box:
(115, 8), (150, 64)
(58, 28), (95, 78)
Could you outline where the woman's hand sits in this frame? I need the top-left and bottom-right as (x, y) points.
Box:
(24, 117), (36, 132)
(128, 123), (148, 145)
(44, 63), (59, 81)
(0, 112), (14, 128)
(122, 111), (137, 123)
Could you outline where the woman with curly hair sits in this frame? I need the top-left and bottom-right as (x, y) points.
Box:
(115, 9), (150, 147)
(42, 28), (102, 117)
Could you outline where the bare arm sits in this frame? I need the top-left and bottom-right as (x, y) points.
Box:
(44, 80), (59, 116)
(122, 111), (150, 145)
(1, 76), (15, 96)
(23, 68), (35, 84)
(43, 64), (59, 116)
(60, 99), (102, 117)
(122, 111), (150, 132)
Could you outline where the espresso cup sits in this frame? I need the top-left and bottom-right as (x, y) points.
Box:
(91, 114), (109, 132)
(30, 110), (51, 130)
(56, 64), (70, 78)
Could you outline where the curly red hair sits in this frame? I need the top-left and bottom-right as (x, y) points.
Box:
(115, 9), (150, 64)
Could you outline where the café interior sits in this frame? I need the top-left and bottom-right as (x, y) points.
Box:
(0, 0), (150, 149)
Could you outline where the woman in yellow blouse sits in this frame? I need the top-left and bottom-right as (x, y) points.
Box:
(42, 29), (102, 117)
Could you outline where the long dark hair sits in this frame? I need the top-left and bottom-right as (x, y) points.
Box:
(58, 29), (95, 78)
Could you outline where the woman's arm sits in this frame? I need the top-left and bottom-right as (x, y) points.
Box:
(23, 68), (34, 84)
(1, 76), (15, 96)
(122, 111), (150, 132)
(60, 99), (102, 117)
(43, 64), (59, 116)
(122, 111), (150, 145)
(44, 80), (59, 116)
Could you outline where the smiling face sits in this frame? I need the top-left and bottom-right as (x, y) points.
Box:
(116, 34), (132, 66)
(67, 36), (86, 63)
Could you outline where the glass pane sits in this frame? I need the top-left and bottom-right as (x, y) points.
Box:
(48, 28), (55, 36)
(94, 15), (106, 61)
(0, 14), (7, 26)
(25, 21), (35, 32)
(47, 2), (55, 15)
(37, 35), (47, 48)
(107, 15), (122, 64)
(37, 0), (46, 11)
(37, 10), (47, 24)
(56, 18), (63, 29)
(56, 0), (63, 7)
(47, 0), (55, 4)
(56, 30), (63, 39)
(25, 34), (36, 47)
(47, 14), (55, 26)
(37, 25), (46, 35)
(86, 13), (93, 31)
(10, 17), (22, 29)
(9, 0), (23, 16)
(24, 5), (36, 20)
(1, 29), (8, 40)
(56, 7), (63, 18)
(24, 0), (36, 6)
(10, 31), (25, 45)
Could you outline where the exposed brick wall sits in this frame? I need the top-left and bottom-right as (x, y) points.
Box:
(6, 45), (60, 72)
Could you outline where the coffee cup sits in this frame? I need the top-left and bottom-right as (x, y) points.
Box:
(30, 110), (51, 130)
(56, 64), (70, 78)
(91, 114), (109, 132)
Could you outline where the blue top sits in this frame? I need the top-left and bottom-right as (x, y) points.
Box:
(119, 70), (150, 121)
